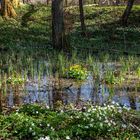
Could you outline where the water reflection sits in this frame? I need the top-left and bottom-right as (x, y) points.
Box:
(0, 57), (140, 111)
(0, 73), (139, 111)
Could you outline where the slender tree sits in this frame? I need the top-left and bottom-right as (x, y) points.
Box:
(79, 0), (86, 36)
(121, 0), (135, 26)
(52, 0), (65, 50)
(65, 0), (68, 7)
(46, 0), (49, 5)
(115, 0), (120, 5)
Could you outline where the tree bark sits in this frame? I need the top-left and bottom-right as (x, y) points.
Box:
(79, 0), (86, 36)
(11, 0), (19, 8)
(1, 0), (17, 18)
(52, 0), (65, 50)
(46, 0), (49, 5)
(115, 0), (120, 5)
(121, 0), (135, 26)
(65, 0), (68, 7)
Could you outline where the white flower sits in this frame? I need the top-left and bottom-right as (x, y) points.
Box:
(38, 137), (44, 140)
(118, 109), (122, 113)
(100, 123), (103, 127)
(112, 121), (116, 126)
(45, 136), (50, 140)
(126, 107), (130, 111)
(91, 118), (94, 122)
(104, 120), (109, 123)
(108, 122), (111, 126)
(51, 127), (54, 131)
(47, 124), (50, 127)
(46, 105), (50, 109)
(112, 101), (115, 104)
(122, 124), (127, 128)
(88, 109), (91, 112)
(89, 124), (93, 127)
(85, 126), (89, 129)
(38, 136), (50, 140)
(31, 123), (35, 126)
(66, 136), (70, 139)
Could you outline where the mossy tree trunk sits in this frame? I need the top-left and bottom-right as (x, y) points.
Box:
(1, 0), (17, 18)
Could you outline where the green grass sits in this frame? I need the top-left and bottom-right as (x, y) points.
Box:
(0, 4), (140, 54)
(0, 104), (140, 140)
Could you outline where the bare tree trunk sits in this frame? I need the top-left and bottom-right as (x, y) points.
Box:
(1, 0), (17, 18)
(79, 0), (86, 36)
(46, 0), (49, 5)
(116, 0), (120, 5)
(121, 0), (135, 26)
(52, 0), (65, 50)
(65, 0), (68, 7)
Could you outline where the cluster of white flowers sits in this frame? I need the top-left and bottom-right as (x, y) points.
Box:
(38, 136), (50, 140)
(75, 104), (128, 129)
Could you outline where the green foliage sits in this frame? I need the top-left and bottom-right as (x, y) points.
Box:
(6, 73), (25, 85)
(104, 70), (124, 85)
(136, 67), (140, 78)
(0, 104), (140, 140)
(0, 4), (140, 53)
(65, 65), (88, 80)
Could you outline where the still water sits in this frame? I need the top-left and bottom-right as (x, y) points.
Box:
(0, 52), (140, 111)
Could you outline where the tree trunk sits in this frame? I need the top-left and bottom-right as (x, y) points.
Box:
(116, 0), (120, 5)
(11, 0), (19, 8)
(46, 0), (49, 5)
(79, 0), (86, 36)
(1, 0), (17, 18)
(65, 0), (68, 7)
(121, 0), (135, 26)
(52, 0), (65, 50)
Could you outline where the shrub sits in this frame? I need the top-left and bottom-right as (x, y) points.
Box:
(65, 65), (88, 80)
